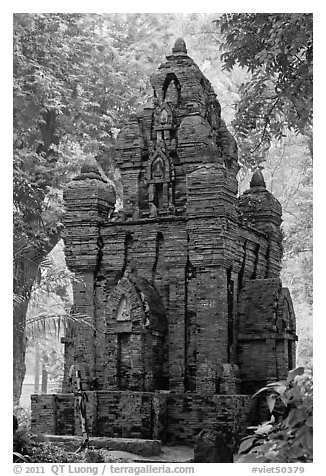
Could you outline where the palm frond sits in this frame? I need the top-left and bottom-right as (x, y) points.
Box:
(25, 312), (94, 339)
(13, 293), (25, 306)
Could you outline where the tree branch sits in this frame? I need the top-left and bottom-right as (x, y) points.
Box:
(250, 96), (281, 154)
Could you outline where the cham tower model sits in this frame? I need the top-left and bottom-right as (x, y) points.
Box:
(31, 39), (297, 444)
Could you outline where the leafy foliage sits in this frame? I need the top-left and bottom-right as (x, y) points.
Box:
(13, 407), (126, 463)
(237, 368), (313, 463)
(223, 14), (315, 365)
(215, 13), (313, 168)
(28, 443), (86, 463)
(14, 433), (85, 463)
(259, 135), (313, 365)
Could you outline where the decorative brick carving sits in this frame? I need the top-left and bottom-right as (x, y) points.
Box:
(32, 38), (297, 446)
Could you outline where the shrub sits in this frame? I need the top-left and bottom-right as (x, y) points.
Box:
(28, 443), (86, 463)
(237, 367), (313, 463)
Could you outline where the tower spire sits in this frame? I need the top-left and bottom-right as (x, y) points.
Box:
(172, 37), (187, 54)
(250, 169), (266, 188)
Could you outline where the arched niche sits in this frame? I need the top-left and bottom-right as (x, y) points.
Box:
(156, 102), (174, 130)
(276, 288), (296, 372)
(151, 157), (165, 208)
(146, 151), (174, 212)
(163, 73), (181, 106)
(278, 288), (296, 333)
(104, 275), (168, 391)
(152, 156), (166, 181)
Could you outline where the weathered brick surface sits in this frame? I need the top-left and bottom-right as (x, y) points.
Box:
(32, 38), (297, 445)
(166, 393), (254, 444)
(31, 394), (75, 435)
(31, 391), (167, 442)
(237, 279), (297, 394)
(31, 391), (254, 446)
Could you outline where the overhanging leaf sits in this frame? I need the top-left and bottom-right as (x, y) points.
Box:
(287, 367), (305, 383)
(238, 436), (258, 454)
(267, 395), (276, 413)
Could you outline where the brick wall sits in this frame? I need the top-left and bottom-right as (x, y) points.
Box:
(31, 391), (255, 446)
(62, 216), (293, 396)
(31, 391), (167, 442)
(237, 279), (297, 393)
(31, 394), (74, 435)
(166, 393), (254, 444)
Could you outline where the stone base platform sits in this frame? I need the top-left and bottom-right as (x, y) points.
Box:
(31, 391), (255, 445)
(45, 435), (162, 457)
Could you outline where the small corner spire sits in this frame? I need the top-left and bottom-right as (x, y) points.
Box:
(250, 169), (266, 188)
(172, 37), (187, 54)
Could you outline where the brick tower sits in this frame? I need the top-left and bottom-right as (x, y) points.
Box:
(32, 39), (297, 444)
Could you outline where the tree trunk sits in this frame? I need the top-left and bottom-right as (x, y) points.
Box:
(38, 109), (59, 155)
(13, 304), (28, 406)
(41, 361), (48, 393)
(34, 346), (40, 393)
(13, 238), (60, 405)
(13, 104), (62, 405)
(13, 250), (40, 406)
